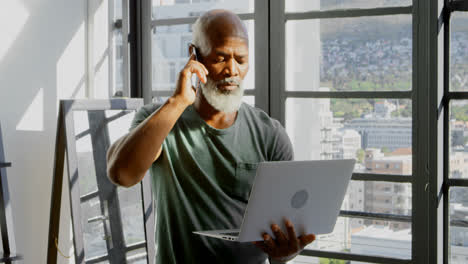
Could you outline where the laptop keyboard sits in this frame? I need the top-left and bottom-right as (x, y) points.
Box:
(221, 232), (240, 236)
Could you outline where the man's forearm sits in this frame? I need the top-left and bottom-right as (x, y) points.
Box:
(107, 96), (189, 187)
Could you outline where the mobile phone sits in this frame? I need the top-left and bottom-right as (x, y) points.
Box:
(190, 44), (200, 87)
(192, 45), (199, 61)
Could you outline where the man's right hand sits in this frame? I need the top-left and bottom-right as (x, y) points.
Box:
(172, 53), (209, 106)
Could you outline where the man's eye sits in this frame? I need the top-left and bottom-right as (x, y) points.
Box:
(215, 58), (224, 63)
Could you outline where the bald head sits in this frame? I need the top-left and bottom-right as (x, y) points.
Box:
(192, 9), (249, 56)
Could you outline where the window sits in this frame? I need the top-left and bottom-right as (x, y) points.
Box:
(270, 1), (414, 261)
(446, 5), (468, 263)
(75, 0), (129, 99)
(112, 0), (131, 98)
(180, 35), (192, 57)
(150, 0), (256, 105)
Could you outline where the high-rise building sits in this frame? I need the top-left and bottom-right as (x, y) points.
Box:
(450, 149), (468, 179)
(335, 129), (361, 160)
(345, 116), (411, 151)
(362, 149), (412, 229)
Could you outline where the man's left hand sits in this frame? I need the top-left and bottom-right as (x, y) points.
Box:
(252, 219), (316, 262)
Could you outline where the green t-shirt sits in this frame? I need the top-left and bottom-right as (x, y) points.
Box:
(130, 102), (294, 264)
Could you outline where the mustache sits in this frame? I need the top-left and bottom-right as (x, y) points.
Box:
(216, 77), (242, 86)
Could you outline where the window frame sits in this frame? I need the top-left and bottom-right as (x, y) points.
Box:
(270, 2), (416, 263)
(112, 0), (130, 97)
(441, 0), (468, 263)
(147, 12), (262, 106)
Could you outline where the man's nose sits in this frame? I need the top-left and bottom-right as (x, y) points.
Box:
(223, 58), (239, 77)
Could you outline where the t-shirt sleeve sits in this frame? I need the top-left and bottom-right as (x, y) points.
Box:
(129, 103), (161, 132)
(270, 121), (294, 161)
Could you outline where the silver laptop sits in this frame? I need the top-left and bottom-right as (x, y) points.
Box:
(193, 159), (355, 242)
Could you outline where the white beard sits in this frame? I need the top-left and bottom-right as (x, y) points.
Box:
(199, 76), (244, 113)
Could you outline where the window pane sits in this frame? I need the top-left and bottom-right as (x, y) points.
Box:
(449, 187), (468, 264)
(450, 12), (468, 91)
(286, 0), (412, 12)
(152, 20), (254, 92)
(77, 150), (98, 194)
(74, 111), (99, 194)
(105, 110), (147, 247)
(118, 185), (146, 247)
(152, 0), (254, 20)
(286, 15), (412, 91)
(450, 101), (468, 179)
(286, 98), (412, 175)
(106, 110), (136, 143)
(113, 29), (125, 97)
(341, 181), (411, 216)
(302, 217), (411, 260)
(81, 197), (108, 260)
(114, 0), (123, 20)
(126, 246), (147, 264)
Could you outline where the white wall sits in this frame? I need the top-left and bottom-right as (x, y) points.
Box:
(0, 0), (110, 262)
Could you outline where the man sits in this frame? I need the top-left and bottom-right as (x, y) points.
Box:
(106, 9), (315, 264)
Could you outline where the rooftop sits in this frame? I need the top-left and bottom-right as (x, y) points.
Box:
(352, 225), (411, 242)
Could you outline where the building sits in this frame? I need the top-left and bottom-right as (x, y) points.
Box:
(318, 88), (343, 160)
(450, 148), (468, 179)
(451, 120), (468, 148)
(364, 149), (412, 175)
(336, 129), (362, 160)
(345, 116), (411, 151)
(374, 100), (397, 118)
(450, 203), (468, 264)
(363, 149), (412, 229)
(350, 225), (411, 263)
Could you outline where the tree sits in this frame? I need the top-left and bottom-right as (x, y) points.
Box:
(356, 149), (365, 163)
(319, 258), (348, 264)
(381, 146), (391, 154)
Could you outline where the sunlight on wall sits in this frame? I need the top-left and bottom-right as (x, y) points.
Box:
(57, 22), (86, 100)
(93, 0), (108, 65)
(16, 88), (44, 131)
(0, 1), (30, 62)
(94, 56), (109, 98)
